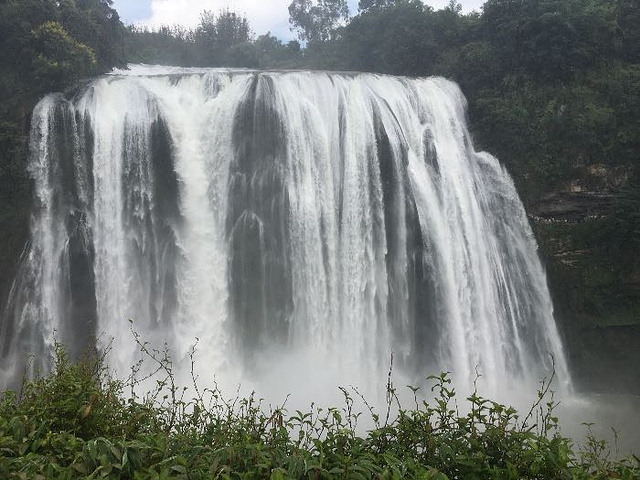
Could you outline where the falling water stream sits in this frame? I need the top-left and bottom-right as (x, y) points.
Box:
(1, 66), (574, 412)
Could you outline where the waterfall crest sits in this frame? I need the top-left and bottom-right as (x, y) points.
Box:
(1, 66), (571, 398)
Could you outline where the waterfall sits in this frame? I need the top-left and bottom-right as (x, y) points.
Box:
(0, 66), (571, 400)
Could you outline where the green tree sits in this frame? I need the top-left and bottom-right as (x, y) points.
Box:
(125, 25), (197, 67)
(616, 0), (640, 63)
(288, 0), (350, 43)
(58, 0), (126, 72)
(223, 43), (259, 68)
(481, 0), (619, 81)
(357, 0), (396, 13)
(253, 33), (302, 68)
(341, 0), (434, 76)
(30, 21), (97, 93)
(195, 9), (252, 66)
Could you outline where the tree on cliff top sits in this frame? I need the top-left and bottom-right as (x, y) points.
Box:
(195, 9), (252, 66)
(0, 0), (126, 203)
(288, 0), (350, 43)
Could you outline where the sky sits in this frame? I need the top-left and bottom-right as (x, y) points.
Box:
(112, 0), (486, 40)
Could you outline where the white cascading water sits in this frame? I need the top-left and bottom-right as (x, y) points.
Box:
(0, 66), (571, 403)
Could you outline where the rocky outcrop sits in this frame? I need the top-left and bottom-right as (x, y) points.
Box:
(531, 191), (617, 223)
(529, 175), (640, 394)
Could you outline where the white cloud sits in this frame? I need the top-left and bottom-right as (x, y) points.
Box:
(142, 0), (294, 39)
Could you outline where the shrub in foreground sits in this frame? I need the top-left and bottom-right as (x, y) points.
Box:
(0, 346), (638, 479)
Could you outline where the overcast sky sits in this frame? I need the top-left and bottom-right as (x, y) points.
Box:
(112, 0), (486, 40)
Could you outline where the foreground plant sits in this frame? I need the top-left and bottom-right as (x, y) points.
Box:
(0, 344), (637, 479)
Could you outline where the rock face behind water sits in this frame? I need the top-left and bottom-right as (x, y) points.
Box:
(529, 163), (640, 394)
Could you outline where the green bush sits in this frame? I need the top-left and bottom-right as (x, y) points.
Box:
(0, 342), (638, 479)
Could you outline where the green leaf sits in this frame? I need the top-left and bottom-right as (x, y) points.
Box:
(171, 465), (187, 474)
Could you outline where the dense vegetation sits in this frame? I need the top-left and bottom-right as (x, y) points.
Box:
(0, 345), (638, 479)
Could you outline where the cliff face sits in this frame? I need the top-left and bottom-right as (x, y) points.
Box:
(0, 113), (31, 324)
(0, 206), (29, 310)
(530, 164), (640, 394)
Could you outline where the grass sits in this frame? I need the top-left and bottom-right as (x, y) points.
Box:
(0, 340), (638, 479)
